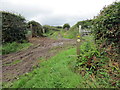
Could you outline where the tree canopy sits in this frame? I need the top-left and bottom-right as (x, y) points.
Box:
(63, 23), (70, 30)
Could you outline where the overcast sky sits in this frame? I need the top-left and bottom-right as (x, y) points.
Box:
(0, 0), (119, 26)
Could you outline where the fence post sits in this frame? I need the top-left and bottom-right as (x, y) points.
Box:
(76, 25), (82, 58)
(42, 28), (45, 34)
(30, 24), (33, 38)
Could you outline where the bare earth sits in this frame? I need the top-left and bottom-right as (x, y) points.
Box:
(2, 37), (76, 82)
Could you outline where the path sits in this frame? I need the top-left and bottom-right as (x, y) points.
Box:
(2, 37), (76, 82)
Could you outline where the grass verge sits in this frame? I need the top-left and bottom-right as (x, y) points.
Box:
(2, 42), (32, 55)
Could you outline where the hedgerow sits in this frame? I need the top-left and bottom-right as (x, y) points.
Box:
(28, 20), (43, 37)
(2, 11), (27, 43)
(92, 2), (120, 54)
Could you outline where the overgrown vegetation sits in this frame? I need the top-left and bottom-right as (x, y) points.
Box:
(76, 36), (120, 88)
(28, 20), (43, 37)
(2, 11), (27, 43)
(2, 42), (32, 55)
(76, 20), (92, 30)
(75, 2), (120, 88)
(92, 2), (120, 55)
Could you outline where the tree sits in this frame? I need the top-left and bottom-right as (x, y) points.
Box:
(63, 23), (70, 30)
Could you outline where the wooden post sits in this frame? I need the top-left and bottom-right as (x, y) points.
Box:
(42, 28), (45, 33)
(76, 25), (82, 58)
(30, 24), (33, 38)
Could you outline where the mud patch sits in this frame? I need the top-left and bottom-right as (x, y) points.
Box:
(2, 37), (75, 83)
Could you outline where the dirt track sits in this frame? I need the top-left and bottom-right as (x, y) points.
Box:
(2, 37), (76, 82)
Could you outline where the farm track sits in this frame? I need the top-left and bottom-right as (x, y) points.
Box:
(2, 37), (76, 82)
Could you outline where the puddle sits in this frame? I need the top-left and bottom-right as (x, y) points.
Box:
(52, 42), (63, 46)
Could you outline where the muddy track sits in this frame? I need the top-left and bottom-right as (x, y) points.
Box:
(2, 37), (76, 82)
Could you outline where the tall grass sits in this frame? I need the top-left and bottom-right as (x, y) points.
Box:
(2, 42), (32, 55)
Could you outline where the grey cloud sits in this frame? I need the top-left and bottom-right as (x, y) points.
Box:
(0, 1), (53, 19)
(0, 0), (97, 26)
(1, 0), (113, 26)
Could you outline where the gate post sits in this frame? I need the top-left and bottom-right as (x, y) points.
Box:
(76, 25), (82, 58)
(30, 24), (33, 38)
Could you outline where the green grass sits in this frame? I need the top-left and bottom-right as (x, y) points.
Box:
(50, 27), (78, 39)
(4, 48), (86, 88)
(2, 42), (32, 55)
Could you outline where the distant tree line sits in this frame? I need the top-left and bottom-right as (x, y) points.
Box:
(63, 23), (70, 30)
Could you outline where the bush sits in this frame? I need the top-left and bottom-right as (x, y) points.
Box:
(2, 11), (27, 43)
(76, 19), (92, 30)
(28, 20), (43, 37)
(92, 1), (120, 54)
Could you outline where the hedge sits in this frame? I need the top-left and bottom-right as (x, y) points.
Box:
(2, 11), (27, 43)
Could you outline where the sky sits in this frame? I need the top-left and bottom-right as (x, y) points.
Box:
(0, 0), (119, 26)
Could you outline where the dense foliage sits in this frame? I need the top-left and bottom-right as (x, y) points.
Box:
(28, 20), (43, 37)
(92, 2), (120, 54)
(63, 23), (70, 30)
(76, 36), (120, 88)
(76, 19), (92, 30)
(75, 2), (120, 88)
(2, 11), (27, 43)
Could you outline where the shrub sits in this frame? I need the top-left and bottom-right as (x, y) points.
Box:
(28, 20), (43, 37)
(2, 11), (27, 43)
(92, 1), (120, 54)
(76, 19), (92, 30)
